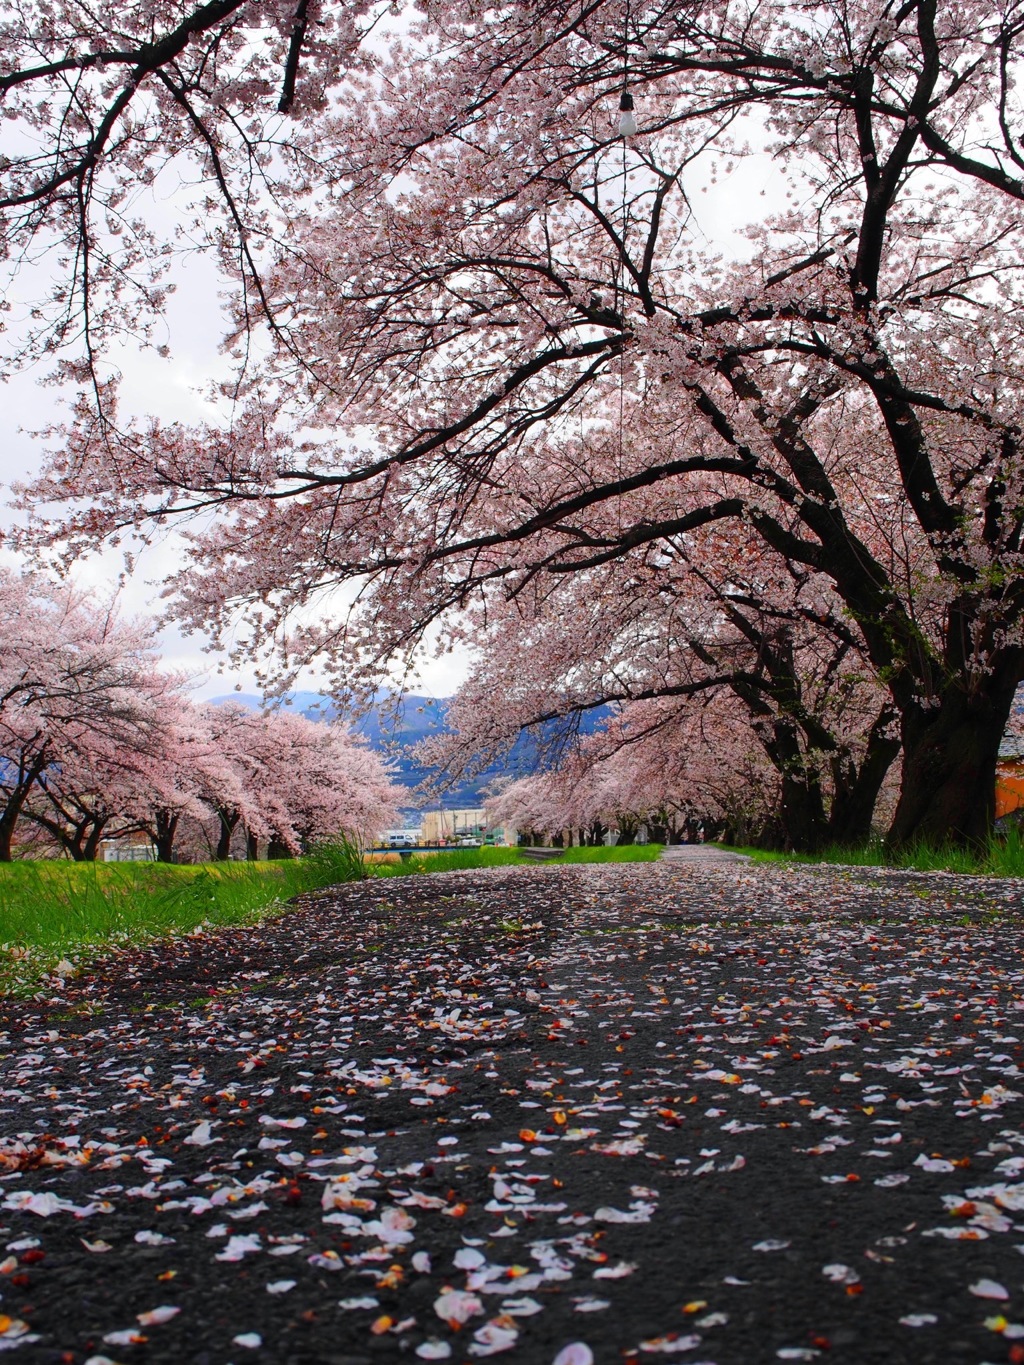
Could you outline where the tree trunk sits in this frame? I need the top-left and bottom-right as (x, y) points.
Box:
(0, 752), (49, 862)
(65, 822), (91, 861)
(153, 810), (179, 862)
(216, 809), (240, 861)
(769, 722), (829, 853)
(827, 709), (901, 846)
(62, 815), (101, 861)
(888, 675), (1020, 848)
(81, 819), (109, 862)
(246, 830), (259, 860)
(0, 809), (16, 862)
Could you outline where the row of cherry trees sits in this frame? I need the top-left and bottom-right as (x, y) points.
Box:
(0, 572), (399, 862)
(481, 692), (875, 851)
(424, 537), (902, 850)
(6, 0), (1024, 846)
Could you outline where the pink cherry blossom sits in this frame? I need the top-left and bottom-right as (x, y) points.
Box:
(11, 0), (1024, 846)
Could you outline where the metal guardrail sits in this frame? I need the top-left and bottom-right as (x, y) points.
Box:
(368, 844), (485, 851)
(367, 843), (496, 860)
(368, 844), (568, 862)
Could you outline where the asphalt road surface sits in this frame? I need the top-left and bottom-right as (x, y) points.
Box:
(1, 859), (1024, 1365)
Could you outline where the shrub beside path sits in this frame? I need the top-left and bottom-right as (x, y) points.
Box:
(0, 860), (1023, 1364)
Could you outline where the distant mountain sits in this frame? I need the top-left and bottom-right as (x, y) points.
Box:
(207, 690), (609, 809)
(213, 691), (339, 719)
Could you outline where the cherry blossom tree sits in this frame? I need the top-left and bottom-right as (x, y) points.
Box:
(0, 569), (176, 859)
(98, 701), (399, 862)
(106, 697), (244, 862)
(25, 669), (187, 860)
(485, 694), (783, 848)
(423, 534), (899, 851)
(143, 703), (401, 860)
(235, 708), (401, 857)
(17, 0), (1024, 845)
(0, 568), (398, 861)
(0, 0), (375, 378)
(190, 702), (265, 860)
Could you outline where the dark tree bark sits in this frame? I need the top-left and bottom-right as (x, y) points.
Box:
(0, 750), (49, 862)
(80, 819), (109, 862)
(215, 808), (240, 861)
(26, 808), (111, 861)
(152, 810), (180, 863)
(827, 710), (901, 846)
(25, 777), (119, 861)
(888, 668), (1021, 848)
(617, 816), (639, 844)
(756, 717), (829, 853)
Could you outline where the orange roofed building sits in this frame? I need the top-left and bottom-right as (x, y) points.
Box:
(996, 693), (1024, 820)
(996, 759), (1024, 819)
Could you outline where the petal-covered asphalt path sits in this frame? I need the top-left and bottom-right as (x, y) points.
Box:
(2, 861), (1024, 1365)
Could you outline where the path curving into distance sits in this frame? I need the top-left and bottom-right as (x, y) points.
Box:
(659, 845), (752, 866)
(1, 860), (1023, 1364)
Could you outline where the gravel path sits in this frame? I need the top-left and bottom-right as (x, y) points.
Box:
(2, 860), (1024, 1365)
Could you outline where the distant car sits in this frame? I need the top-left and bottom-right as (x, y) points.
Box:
(383, 830), (415, 847)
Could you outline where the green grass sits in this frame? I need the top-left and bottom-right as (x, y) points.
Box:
(557, 843), (663, 863)
(722, 826), (1024, 877)
(0, 841), (662, 997)
(0, 842), (366, 998)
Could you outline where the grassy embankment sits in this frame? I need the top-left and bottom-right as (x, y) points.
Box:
(724, 825), (1024, 877)
(0, 842), (662, 997)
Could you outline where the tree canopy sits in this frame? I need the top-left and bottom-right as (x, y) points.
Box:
(8, 0), (1024, 845)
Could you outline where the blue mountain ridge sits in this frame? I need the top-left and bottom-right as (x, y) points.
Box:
(208, 691), (610, 810)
